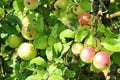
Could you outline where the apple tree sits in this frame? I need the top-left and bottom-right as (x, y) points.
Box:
(0, 0), (120, 80)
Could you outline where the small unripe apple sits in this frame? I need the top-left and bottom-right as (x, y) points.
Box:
(71, 43), (84, 56)
(93, 52), (110, 70)
(72, 4), (85, 15)
(7, 34), (23, 48)
(78, 12), (91, 26)
(18, 43), (37, 60)
(24, 0), (39, 10)
(54, 0), (68, 11)
(80, 47), (95, 63)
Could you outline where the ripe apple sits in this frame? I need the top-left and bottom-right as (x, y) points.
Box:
(93, 52), (110, 70)
(21, 26), (37, 40)
(24, 0), (39, 10)
(18, 43), (37, 60)
(71, 43), (84, 56)
(80, 47), (95, 63)
(54, 0), (68, 11)
(7, 34), (23, 48)
(78, 12), (91, 26)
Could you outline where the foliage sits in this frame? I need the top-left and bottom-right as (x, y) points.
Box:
(0, 0), (120, 80)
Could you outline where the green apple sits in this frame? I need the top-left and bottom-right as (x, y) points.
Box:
(24, 0), (39, 10)
(21, 26), (37, 40)
(72, 4), (85, 15)
(71, 43), (84, 56)
(54, 0), (68, 11)
(7, 34), (23, 48)
(18, 43), (37, 60)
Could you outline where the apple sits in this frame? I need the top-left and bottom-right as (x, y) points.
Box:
(7, 34), (23, 48)
(80, 47), (95, 63)
(54, 0), (68, 11)
(93, 51), (110, 70)
(78, 12), (91, 26)
(71, 43), (84, 56)
(21, 26), (37, 40)
(24, 0), (39, 10)
(18, 43), (37, 60)
(72, 4), (85, 15)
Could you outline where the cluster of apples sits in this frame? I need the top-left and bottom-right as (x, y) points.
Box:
(71, 42), (111, 70)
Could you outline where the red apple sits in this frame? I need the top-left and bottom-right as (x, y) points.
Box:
(93, 52), (110, 70)
(78, 12), (91, 26)
(80, 47), (95, 63)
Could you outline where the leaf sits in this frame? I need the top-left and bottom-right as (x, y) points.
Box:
(61, 41), (72, 55)
(54, 42), (63, 54)
(33, 33), (48, 50)
(35, 16), (45, 33)
(65, 69), (76, 78)
(80, 0), (91, 11)
(1, 20), (18, 34)
(12, 0), (24, 12)
(47, 64), (57, 74)
(5, 15), (22, 29)
(46, 47), (53, 61)
(97, 23), (105, 33)
(101, 38), (120, 52)
(75, 28), (89, 42)
(51, 24), (59, 36)
(30, 57), (46, 66)
(60, 29), (74, 40)
(48, 75), (64, 80)
(112, 52), (120, 66)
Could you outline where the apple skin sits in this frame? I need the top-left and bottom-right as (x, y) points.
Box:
(72, 4), (85, 15)
(78, 12), (91, 26)
(18, 43), (37, 60)
(8, 34), (23, 48)
(24, 0), (39, 10)
(54, 0), (68, 11)
(93, 52), (110, 70)
(71, 43), (84, 56)
(21, 26), (37, 40)
(80, 47), (95, 63)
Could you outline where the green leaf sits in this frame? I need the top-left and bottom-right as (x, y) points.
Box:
(35, 16), (45, 33)
(12, 0), (24, 12)
(101, 38), (120, 52)
(97, 23), (105, 33)
(54, 42), (63, 54)
(80, 0), (91, 11)
(112, 52), (120, 66)
(48, 35), (57, 46)
(33, 33), (48, 50)
(65, 69), (76, 78)
(75, 28), (89, 42)
(1, 20), (18, 34)
(84, 33), (94, 46)
(46, 47), (53, 61)
(48, 75), (64, 80)
(47, 64), (57, 74)
(61, 41), (72, 55)
(5, 15), (22, 29)
(60, 29), (74, 42)
(51, 24), (59, 36)
(30, 57), (46, 66)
